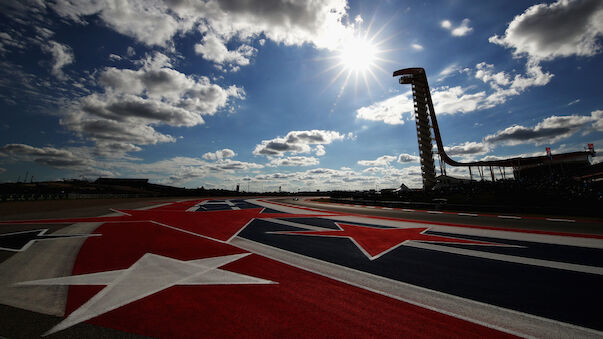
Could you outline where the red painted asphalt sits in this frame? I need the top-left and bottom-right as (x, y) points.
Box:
(66, 220), (514, 338)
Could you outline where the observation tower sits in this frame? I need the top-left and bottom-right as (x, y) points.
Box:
(393, 67), (595, 190)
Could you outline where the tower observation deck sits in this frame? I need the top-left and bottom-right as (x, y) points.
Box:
(393, 67), (595, 190)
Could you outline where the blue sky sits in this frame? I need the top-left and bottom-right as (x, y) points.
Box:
(0, 0), (601, 190)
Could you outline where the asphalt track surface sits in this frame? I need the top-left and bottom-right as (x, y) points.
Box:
(0, 197), (601, 338)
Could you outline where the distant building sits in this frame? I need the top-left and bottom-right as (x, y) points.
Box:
(95, 178), (149, 188)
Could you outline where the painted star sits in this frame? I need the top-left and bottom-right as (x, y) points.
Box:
(17, 253), (276, 335)
(0, 229), (99, 252)
(275, 224), (503, 260)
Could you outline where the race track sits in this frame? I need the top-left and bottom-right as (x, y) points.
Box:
(0, 197), (601, 338)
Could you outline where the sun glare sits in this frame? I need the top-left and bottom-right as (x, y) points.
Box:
(340, 37), (378, 73)
(318, 20), (393, 103)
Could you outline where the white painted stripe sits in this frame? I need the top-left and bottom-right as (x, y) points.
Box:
(382, 207), (393, 210)
(406, 242), (603, 275)
(150, 221), (227, 244)
(231, 238), (603, 339)
(365, 206), (377, 209)
(402, 209), (415, 212)
(546, 218), (576, 223)
(427, 211), (443, 214)
(262, 218), (332, 232)
(248, 199), (326, 215)
(326, 215), (603, 249)
(458, 213), (478, 217)
(498, 215), (522, 219)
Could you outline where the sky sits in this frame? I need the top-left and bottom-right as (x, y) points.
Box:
(0, 0), (601, 191)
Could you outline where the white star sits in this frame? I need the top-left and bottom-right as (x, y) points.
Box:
(16, 253), (276, 336)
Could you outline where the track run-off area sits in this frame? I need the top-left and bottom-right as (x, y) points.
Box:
(0, 197), (601, 338)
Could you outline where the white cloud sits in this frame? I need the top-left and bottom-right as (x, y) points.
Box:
(208, 159), (264, 171)
(315, 145), (326, 156)
(411, 43), (423, 51)
(194, 33), (257, 70)
(108, 53), (122, 61)
(432, 86), (487, 115)
(41, 40), (74, 79)
(489, 0), (603, 61)
(484, 110), (602, 146)
(234, 164), (425, 191)
(359, 60), (554, 124)
(0, 143), (86, 167)
(357, 155), (397, 167)
(47, 0), (355, 52)
(0, 31), (27, 54)
(62, 52), (244, 150)
(254, 130), (345, 156)
(441, 18), (473, 37)
(444, 141), (490, 156)
(476, 61), (553, 108)
(568, 99), (581, 106)
(397, 153), (419, 163)
(438, 63), (461, 79)
(475, 62), (511, 87)
(267, 156), (319, 167)
(98, 55), (245, 115)
(451, 19), (473, 37)
(0, 143), (115, 177)
(50, 0), (182, 47)
(202, 149), (236, 161)
(355, 92), (413, 125)
(362, 167), (382, 174)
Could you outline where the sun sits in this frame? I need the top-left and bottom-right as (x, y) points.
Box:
(339, 36), (378, 73)
(318, 25), (392, 101)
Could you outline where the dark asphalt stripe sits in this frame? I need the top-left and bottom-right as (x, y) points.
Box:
(238, 219), (603, 331)
(425, 230), (603, 267)
(260, 208), (288, 214)
(276, 217), (396, 230)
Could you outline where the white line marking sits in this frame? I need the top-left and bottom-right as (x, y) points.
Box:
(365, 206), (377, 209)
(382, 207), (393, 210)
(225, 207), (266, 243)
(402, 209), (415, 212)
(149, 221), (227, 244)
(109, 208), (131, 216)
(231, 238), (603, 338)
(498, 215), (522, 220)
(406, 242), (603, 275)
(327, 215), (603, 249)
(130, 198), (603, 337)
(546, 218), (576, 223)
(263, 218), (332, 232)
(0, 229), (101, 252)
(427, 211), (443, 214)
(458, 213), (478, 217)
